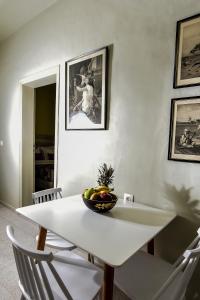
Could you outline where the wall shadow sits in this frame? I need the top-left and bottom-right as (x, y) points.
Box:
(164, 183), (200, 225)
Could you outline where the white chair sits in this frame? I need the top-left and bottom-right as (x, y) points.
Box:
(7, 225), (103, 300)
(32, 188), (76, 250)
(114, 228), (200, 300)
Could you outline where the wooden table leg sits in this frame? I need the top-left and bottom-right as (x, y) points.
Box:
(37, 226), (47, 250)
(102, 264), (114, 300)
(147, 238), (154, 255)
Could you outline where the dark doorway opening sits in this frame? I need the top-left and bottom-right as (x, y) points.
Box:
(34, 84), (56, 191)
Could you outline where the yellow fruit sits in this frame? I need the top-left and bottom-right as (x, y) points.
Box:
(99, 190), (108, 194)
(90, 192), (99, 200)
(95, 186), (110, 192)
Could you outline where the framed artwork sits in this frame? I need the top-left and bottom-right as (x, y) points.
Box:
(168, 96), (200, 163)
(174, 14), (200, 88)
(65, 47), (108, 130)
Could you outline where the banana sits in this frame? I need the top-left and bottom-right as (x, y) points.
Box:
(90, 192), (99, 200)
(95, 186), (110, 192)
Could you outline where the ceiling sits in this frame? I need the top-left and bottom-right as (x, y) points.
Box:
(0, 0), (58, 42)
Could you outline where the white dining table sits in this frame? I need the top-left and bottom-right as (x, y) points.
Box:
(16, 194), (176, 300)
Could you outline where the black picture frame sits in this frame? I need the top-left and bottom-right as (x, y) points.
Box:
(65, 46), (108, 130)
(174, 13), (200, 88)
(168, 96), (200, 163)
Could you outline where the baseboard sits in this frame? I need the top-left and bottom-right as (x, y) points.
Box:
(0, 200), (16, 211)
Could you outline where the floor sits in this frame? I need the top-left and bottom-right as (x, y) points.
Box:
(0, 203), (38, 299)
(0, 203), (128, 300)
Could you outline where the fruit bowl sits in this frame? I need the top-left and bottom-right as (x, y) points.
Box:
(82, 186), (117, 213)
(82, 196), (117, 213)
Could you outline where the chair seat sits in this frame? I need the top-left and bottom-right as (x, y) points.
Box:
(114, 251), (183, 300)
(42, 250), (103, 300)
(36, 231), (76, 250)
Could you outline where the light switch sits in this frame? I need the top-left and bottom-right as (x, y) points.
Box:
(124, 193), (134, 202)
(0, 140), (3, 146)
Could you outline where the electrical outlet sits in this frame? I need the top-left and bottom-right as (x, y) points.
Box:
(124, 193), (134, 202)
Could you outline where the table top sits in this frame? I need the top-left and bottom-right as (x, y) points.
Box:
(16, 195), (176, 267)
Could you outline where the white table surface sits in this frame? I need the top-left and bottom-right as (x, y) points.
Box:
(16, 195), (176, 267)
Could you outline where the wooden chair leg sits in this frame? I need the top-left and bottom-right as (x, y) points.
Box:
(37, 226), (47, 250)
(88, 253), (95, 264)
(88, 253), (92, 262)
(91, 255), (95, 264)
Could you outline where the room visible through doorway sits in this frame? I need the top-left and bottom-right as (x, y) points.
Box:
(34, 84), (56, 192)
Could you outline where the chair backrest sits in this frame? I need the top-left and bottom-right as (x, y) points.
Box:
(6, 225), (74, 300)
(153, 227), (200, 300)
(32, 187), (62, 204)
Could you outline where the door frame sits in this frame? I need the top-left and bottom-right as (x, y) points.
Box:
(19, 65), (60, 207)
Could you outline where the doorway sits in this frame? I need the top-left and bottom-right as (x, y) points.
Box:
(35, 84), (56, 192)
(20, 66), (60, 207)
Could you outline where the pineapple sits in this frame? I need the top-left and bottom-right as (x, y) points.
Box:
(97, 163), (114, 188)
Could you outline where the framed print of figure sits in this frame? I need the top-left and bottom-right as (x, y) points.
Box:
(65, 47), (108, 130)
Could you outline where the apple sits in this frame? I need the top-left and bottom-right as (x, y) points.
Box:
(99, 192), (112, 201)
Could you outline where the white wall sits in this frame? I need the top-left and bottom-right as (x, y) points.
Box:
(1, 0), (200, 296)
(0, 0), (200, 275)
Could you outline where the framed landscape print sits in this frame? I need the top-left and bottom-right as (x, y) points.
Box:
(65, 47), (108, 130)
(174, 14), (200, 88)
(168, 96), (200, 163)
